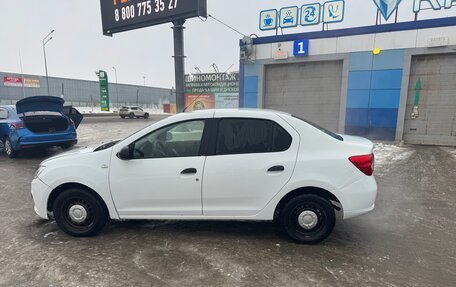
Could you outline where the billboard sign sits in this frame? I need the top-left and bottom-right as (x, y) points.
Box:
(3, 76), (40, 88)
(184, 73), (239, 111)
(96, 71), (110, 112)
(100, 0), (208, 36)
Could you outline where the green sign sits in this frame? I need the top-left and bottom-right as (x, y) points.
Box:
(96, 70), (110, 112)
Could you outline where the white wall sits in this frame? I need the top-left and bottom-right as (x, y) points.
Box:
(254, 26), (456, 59)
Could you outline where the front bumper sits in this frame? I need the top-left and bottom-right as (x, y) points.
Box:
(31, 177), (52, 220)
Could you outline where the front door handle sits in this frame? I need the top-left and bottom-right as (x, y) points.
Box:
(181, 168), (197, 175)
(268, 165), (285, 172)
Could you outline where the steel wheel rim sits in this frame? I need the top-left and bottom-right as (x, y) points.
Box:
(291, 203), (326, 234)
(5, 140), (12, 155)
(62, 198), (94, 229)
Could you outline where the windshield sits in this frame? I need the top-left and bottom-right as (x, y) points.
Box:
(293, 116), (343, 141)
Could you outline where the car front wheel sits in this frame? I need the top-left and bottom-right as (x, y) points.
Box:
(4, 138), (17, 158)
(53, 189), (108, 237)
(280, 194), (335, 244)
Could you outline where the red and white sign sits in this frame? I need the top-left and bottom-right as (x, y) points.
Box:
(3, 76), (40, 88)
(3, 76), (23, 87)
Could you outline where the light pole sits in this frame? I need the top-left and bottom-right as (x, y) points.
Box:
(112, 67), (119, 109)
(194, 66), (202, 74)
(143, 76), (146, 87)
(43, 29), (54, 96)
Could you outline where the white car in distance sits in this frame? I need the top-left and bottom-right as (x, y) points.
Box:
(31, 109), (377, 244)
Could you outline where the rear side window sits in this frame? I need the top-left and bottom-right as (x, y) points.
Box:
(293, 116), (343, 141)
(0, 109), (8, 119)
(216, 118), (292, 155)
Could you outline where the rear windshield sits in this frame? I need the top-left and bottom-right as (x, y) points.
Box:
(293, 116), (343, 141)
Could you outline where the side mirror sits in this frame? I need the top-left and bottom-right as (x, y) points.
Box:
(117, 146), (131, 160)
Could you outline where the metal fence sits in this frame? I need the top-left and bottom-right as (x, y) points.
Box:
(0, 72), (174, 109)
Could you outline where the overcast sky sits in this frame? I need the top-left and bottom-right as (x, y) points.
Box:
(1, 0), (455, 88)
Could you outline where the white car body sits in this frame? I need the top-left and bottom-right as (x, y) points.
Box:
(31, 109), (377, 240)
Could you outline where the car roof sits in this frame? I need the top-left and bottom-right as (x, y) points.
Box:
(165, 109), (291, 123)
(194, 108), (291, 117)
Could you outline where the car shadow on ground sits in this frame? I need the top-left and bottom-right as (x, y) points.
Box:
(27, 217), (359, 247)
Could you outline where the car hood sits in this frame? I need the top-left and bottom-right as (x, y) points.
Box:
(42, 147), (95, 164)
(16, 96), (64, 114)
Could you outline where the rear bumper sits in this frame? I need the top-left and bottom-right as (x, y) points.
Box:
(337, 176), (378, 220)
(10, 129), (77, 150)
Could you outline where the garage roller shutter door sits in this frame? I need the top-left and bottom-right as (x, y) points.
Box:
(264, 61), (343, 132)
(403, 54), (456, 146)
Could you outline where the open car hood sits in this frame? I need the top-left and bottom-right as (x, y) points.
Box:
(16, 96), (64, 114)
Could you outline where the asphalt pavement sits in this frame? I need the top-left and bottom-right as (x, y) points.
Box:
(0, 116), (455, 286)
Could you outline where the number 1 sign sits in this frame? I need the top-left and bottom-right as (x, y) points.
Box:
(293, 39), (309, 57)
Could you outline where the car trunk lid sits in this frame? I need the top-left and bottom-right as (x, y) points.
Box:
(16, 96), (65, 114)
(16, 96), (72, 133)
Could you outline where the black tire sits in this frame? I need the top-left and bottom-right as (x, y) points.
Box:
(61, 143), (74, 150)
(53, 189), (108, 237)
(4, 138), (18, 158)
(120, 116), (126, 119)
(144, 113), (149, 119)
(129, 113), (135, 119)
(279, 194), (335, 244)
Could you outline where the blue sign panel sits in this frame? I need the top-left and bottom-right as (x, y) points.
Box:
(301, 3), (321, 26)
(373, 0), (402, 20)
(259, 9), (278, 31)
(293, 39), (309, 57)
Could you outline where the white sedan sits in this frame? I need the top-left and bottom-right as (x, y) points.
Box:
(31, 109), (377, 244)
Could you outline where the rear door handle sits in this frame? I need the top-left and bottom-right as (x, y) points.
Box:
(268, 165), (285, 172)
(181, 168), (197, 175)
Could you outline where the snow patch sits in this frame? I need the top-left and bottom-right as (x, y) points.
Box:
(374, 143), (414, 165)
(441, 147), (456, 159)
(74, 106), (167, 115)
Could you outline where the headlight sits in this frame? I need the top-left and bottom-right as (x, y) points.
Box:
(34, 165), (46, 180)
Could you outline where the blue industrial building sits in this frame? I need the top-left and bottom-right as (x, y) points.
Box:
(239, 17), (456, 146)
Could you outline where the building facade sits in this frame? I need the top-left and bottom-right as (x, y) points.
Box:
(0, 72), (173, 109)
(239, 17), (456, 146)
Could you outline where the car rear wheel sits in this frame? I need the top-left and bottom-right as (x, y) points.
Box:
(53, 189), (108, 237)
(280, 194), (335, 244)
(60, 143), (74, 150)
(144, 113), (149, 119)
(4, 138), (17, 158)
(129, 113), (135, 119)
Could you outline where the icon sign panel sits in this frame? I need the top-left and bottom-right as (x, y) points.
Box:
(259, 9), (278, 30)
(294, 39), (309, 57)
(323, 0), (345, 23)
(280, 6), (299, 28)
(301, 3), (321, 26)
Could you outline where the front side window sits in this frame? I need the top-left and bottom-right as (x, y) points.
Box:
(216, 118), (292, 155)
(132, 120), (205, 159)
(0, 109), (8, 119)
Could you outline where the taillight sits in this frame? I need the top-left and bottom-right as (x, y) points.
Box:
(349, 153), (374, 176)
(11, 122), (25, 130)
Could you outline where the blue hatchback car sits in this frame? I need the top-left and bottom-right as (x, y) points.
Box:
(0, 96), (83, 158)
